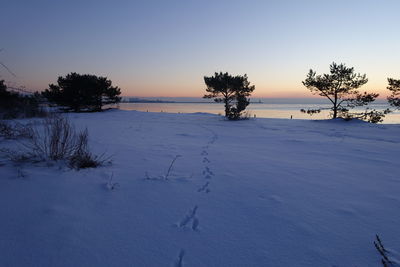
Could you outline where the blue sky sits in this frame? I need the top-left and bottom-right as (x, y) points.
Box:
(1, 0), (399, 97)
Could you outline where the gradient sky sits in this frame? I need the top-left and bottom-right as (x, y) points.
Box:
(1, 0), (399, 97)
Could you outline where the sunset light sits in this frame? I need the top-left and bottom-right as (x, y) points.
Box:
(1, 1), (400, 266)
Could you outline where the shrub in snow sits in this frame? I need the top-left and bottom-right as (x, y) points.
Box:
(27, 115), (77, 160)
(21, 115), (106, 169)
(68, 129), (107, 169)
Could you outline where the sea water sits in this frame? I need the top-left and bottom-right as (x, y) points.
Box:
(118, 98), (400, 124)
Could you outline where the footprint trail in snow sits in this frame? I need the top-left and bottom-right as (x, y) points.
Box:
(171, 125), (218, 265)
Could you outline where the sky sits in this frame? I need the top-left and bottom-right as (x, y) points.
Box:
(1, 0), (399, 98)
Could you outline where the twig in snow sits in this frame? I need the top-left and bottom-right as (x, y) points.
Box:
(374, 234), (394, 266)
(144, 155), (183, 180)
(164, 155), (181, 180)
(106, 172), (119, 190)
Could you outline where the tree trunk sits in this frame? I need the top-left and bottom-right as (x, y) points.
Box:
(224, 98), (230, 118)
(333, 92), (338, 118)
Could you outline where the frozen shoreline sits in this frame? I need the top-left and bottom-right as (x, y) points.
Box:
(1, 110), (399, 266)
(117, 103), (400, 124)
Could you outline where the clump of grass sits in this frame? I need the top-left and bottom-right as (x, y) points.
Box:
(11, 115), (109, 169)
(26, 115), (77, 161)
(68, 129), (108, 169)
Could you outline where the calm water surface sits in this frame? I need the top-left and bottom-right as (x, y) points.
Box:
(118, 101), (400, 124)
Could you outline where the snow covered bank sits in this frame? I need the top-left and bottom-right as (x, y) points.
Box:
(1, 110), (400, 266)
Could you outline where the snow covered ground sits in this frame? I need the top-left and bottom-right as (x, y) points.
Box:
(1, 110), (400, 266)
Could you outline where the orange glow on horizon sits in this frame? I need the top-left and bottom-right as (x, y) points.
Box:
(29, 75), (392, 99)
(120, 86), (391, 99)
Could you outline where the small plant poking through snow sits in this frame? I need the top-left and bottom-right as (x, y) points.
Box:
(145, 155), (182, 180)
(374, 234), (395, 266)
(106, 172), (119, 190)
(165, 155), (181, 180)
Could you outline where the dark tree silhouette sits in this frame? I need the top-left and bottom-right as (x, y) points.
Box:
(387, 78), (400, 108)
(0, 80), (19, 115)
(302, 62), (388, 123)
(0, 80), (18, 106)
(203, 72), (255, 120)
(42, 73), (121, 112)
(0, 80), (42, 118)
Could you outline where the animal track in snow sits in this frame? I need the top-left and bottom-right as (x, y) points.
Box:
(174, 249), (185, 267)
(197, 182), (210, 193)
(179, 205), (199, 231)
(192, 217), (199, 231)
(209, 134), (218, 144)
(202, 157), (210, 163)
(201, 150), (208, 156)
(207, 136), (217, 145)
(202, 167), (214, 176)
(200, 125), (218, 146)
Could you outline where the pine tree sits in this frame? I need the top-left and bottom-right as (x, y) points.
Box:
(42, 73), (121, 112)
(302, 62), (388, 123)
(203, 72), (255, 120)
(387, 78), (400, 108)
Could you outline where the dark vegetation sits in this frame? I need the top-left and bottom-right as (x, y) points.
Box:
(0, 80), (46, 119)
(0, 73), (116, 170)
(0, 62), (396, 138)
(42, 72), (121, 112)
(68, 129), (106, 169)
(301, 62), (390, 123)
(0, 115), (107, 170)
(28, 115), (107, 169)
(0, 65), (396, 124)
(0, 121), (33, 139)
(387, 78), (400, 109)
(204, 72), (255, 120)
